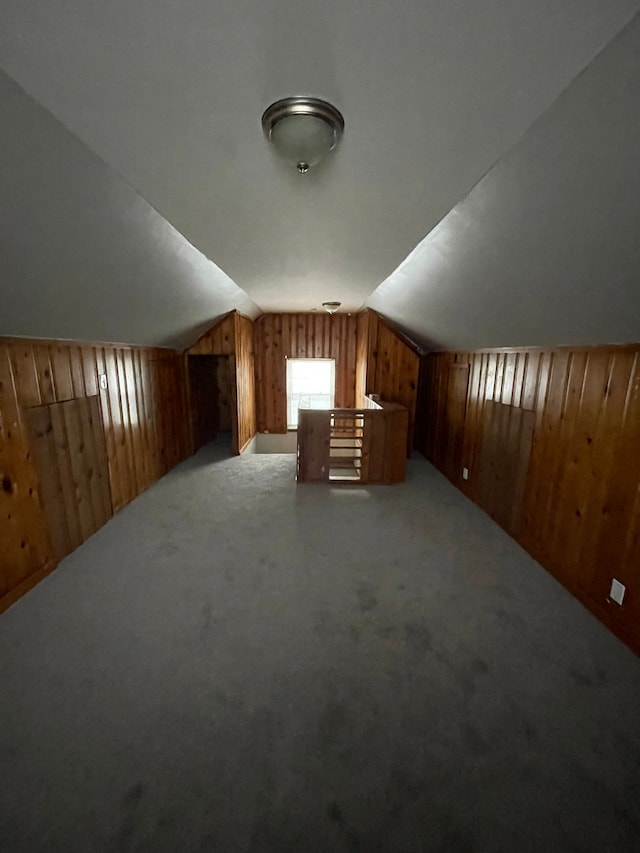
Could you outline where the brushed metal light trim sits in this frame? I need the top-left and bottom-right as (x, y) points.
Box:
(261, 96), (345, 147)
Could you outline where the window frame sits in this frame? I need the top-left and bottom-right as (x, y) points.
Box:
(285, 357), (336, 429)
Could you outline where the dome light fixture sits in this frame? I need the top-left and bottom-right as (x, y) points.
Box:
(262, 97), (344, 174)
(322, 301), (341, 314)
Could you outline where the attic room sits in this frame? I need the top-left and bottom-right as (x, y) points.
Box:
(1, 2), (640, 850)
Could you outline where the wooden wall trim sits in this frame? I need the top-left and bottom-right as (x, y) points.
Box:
(428, 342), (640, 355)
(0, 335), (177, 352)
(418, 344), (640, 657)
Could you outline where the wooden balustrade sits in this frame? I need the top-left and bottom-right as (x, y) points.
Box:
(296, 401), (408, 484)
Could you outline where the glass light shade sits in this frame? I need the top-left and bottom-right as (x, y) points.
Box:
(270, 114), (337, 170)
(262, 97), (344, 173)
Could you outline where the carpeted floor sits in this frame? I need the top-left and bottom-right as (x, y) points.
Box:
(1, 440), (639, 852)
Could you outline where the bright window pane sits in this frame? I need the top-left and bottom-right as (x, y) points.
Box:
(286, 358), (335, 427)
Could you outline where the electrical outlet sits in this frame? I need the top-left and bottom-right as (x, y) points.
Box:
(99, 374), (108, 390)
(462, 467), (469, 481)
(609, 578), (626, 605)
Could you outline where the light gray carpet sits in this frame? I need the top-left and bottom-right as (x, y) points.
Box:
(1, 440), (639, 852)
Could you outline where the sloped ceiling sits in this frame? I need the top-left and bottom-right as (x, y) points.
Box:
(370, 11), (640, 350)
(0, 72), (259, 349)
(1, 1), (639, 349)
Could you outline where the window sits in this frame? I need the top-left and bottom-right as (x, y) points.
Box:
(286, 358), (335, 428)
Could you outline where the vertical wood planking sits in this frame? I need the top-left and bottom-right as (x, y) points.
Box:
(27, 397), (113, 559)
(254, 313), (358, 434)
(95, 346), (121, 510)
(443, 364), (470, 482)
(63, 398), (98, 541)
(228, 356), (239, 454)
(475, 401), (535, 536)
(296, 410), (330, 482)
(355, 311), (369, 407)
(362, 411), (386, 483)
(104, 348), (128, 507)
(417, 343), (640, 657)
(592, 353), (640, 631)
(366, 311), (378, 393)
(26, 405), (71, 560)
(575, 352), (635, 595)
(1, 336), (191, 612)
(0, 343), (53, 594)
(69, 346), (86, 398)
(382, 406), (409, 484)
(83, 395), (113, 525)
(367, 315), (421, 455)
(185, 311), (257, 455)
(50, 345), (74, 401)
(82, 347), (99, 397)
(140, 350), (159, 479)
(188, 312), (236, 357)
(10, 346), (41, 408)
(123, 349), (144, 494)
(33, 345), (56, 404)
(131, 349), (149, 490)
(235, 314), (257, 452)
(49, 400), (84, 552)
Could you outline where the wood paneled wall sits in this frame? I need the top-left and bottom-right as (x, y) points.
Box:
(419, 345), (640, 656)
(357, 310), (422, 454)
(0, 338), (191, 612)
(185, 311), (256, 453)
(28, 396), (113, 561)
(187, 312), (235, 357)
(254, 313), (358, 433)
(235, 314), (257, 452)
(355, 310), (371, 406)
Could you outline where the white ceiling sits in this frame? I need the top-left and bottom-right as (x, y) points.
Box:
(370, 11), (640, 349)
(1, 1), (639, 347)
(0, 71), (260, 349)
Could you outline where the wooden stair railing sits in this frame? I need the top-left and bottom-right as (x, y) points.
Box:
(296, 403), (408, 484)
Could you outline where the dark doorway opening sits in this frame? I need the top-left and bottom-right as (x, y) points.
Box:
(188, 355), (235, 454)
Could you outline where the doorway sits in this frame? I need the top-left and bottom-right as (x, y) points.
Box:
(188, 355), (236, 454)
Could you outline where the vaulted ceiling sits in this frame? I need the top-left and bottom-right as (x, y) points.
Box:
(1, 1), (639, 349)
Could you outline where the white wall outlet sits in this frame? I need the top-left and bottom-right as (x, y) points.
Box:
(462, 467), (469, 481)
(99, 374), (108, 390)
(609, 578), (626, 605)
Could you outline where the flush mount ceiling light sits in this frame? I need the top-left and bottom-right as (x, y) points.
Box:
(322, 301), (341, 314)
(262, 97), (344, 173)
